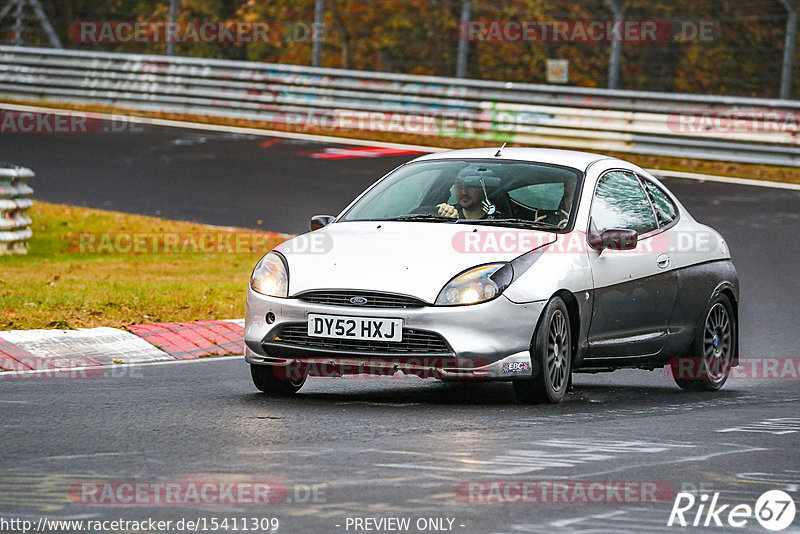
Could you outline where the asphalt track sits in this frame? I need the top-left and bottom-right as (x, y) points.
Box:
(1, 122), (800, 533)
(0, 124), (415, 234)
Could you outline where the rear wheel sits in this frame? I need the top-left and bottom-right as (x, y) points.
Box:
(250, 364), (306, 395)
(671, 294), (736, 391)
(514, 297), (572, 404)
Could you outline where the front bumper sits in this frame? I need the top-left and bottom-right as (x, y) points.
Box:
(244, 287), (546, 380)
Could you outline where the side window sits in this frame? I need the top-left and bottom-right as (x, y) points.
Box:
(642, 179), (678, 227)
(592, 171), (658, 234)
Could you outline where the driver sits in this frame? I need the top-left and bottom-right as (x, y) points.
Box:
(437, 166), (502, 220)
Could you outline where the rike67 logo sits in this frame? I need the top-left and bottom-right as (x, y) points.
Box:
(668, 490), (796, 531)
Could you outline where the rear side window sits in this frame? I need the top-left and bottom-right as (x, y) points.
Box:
(592, 171), (658, 234)
(642, 179), (678, 227)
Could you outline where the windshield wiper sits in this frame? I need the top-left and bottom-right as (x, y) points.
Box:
(459, 218), (562, 231)
(381, 214), (456, 223)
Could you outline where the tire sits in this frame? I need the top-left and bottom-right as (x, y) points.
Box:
(250, 364), (306, 395)
(671, 294), (736, 391)
(514, 297), (572, 404)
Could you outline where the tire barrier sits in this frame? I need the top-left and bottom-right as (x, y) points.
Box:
(0, 162), (34, 255)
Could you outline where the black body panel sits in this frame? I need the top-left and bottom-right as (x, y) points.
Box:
(577, 259), (738, 370)
(586, 270), (678, 359)
(663, 259), (739, 362)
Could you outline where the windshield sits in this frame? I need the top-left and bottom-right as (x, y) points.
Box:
(341, 159), (583, 230)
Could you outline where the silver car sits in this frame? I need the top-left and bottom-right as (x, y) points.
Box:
(245, 148), (738, 403)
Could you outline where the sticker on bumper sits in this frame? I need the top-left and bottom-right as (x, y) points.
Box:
(503, 362), (531, 373)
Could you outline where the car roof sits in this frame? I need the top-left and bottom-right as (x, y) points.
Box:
(410, 147), (617, 172)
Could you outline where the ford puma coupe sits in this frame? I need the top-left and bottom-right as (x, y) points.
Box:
(244, 148), (738, 403)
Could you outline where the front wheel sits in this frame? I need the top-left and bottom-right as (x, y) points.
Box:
(251, 364), (306, 395)
(514, 297), (572, 404)
(670, 294), (736, 391)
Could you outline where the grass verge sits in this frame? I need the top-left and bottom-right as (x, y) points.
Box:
(0, 201), (287, 330)
(3, 98), (800, 185)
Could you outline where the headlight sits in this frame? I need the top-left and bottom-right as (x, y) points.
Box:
(435, 263), (513, 306)
(250, 252), (289, 297)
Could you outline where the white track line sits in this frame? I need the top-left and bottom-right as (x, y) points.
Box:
(2, 102), (797, 191)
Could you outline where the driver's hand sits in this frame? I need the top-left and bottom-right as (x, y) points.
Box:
(437, 203), (458, 218)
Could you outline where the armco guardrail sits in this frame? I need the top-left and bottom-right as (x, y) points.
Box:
(0, 163), (34, 255)
(0, 46), (798, 167)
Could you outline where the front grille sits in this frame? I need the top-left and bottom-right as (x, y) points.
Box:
(272, 324), (450, 354)
(297, 290), (427, 309)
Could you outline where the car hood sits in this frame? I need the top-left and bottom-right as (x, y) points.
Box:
(276, 221), (556, 303)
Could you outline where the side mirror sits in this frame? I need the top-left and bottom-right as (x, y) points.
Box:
(588, 229), (638, 251)
(310, 215), (335, 231)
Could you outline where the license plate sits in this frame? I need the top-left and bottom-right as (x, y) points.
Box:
(307, 314), (403, 342)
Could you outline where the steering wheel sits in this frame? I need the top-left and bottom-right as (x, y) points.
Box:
(557, 209), (569, 229)
(531, 209), (547, 224)
(531, 208), (570, 229)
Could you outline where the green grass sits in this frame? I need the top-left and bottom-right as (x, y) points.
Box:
(0, 202), (287, 330)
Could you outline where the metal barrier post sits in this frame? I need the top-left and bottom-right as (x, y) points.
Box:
(312, 0), (325, 68)
(780, 0), (797, 100)
(604, 0), (623, 90)
(11, 0), (23, 46)
(167, 0), (180, 56)
(456, 0), (472, 78)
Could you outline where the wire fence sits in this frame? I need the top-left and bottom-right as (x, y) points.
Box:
(1, 0), (798, 100)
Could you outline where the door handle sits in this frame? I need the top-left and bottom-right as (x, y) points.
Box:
(656, 253), (671, 269)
